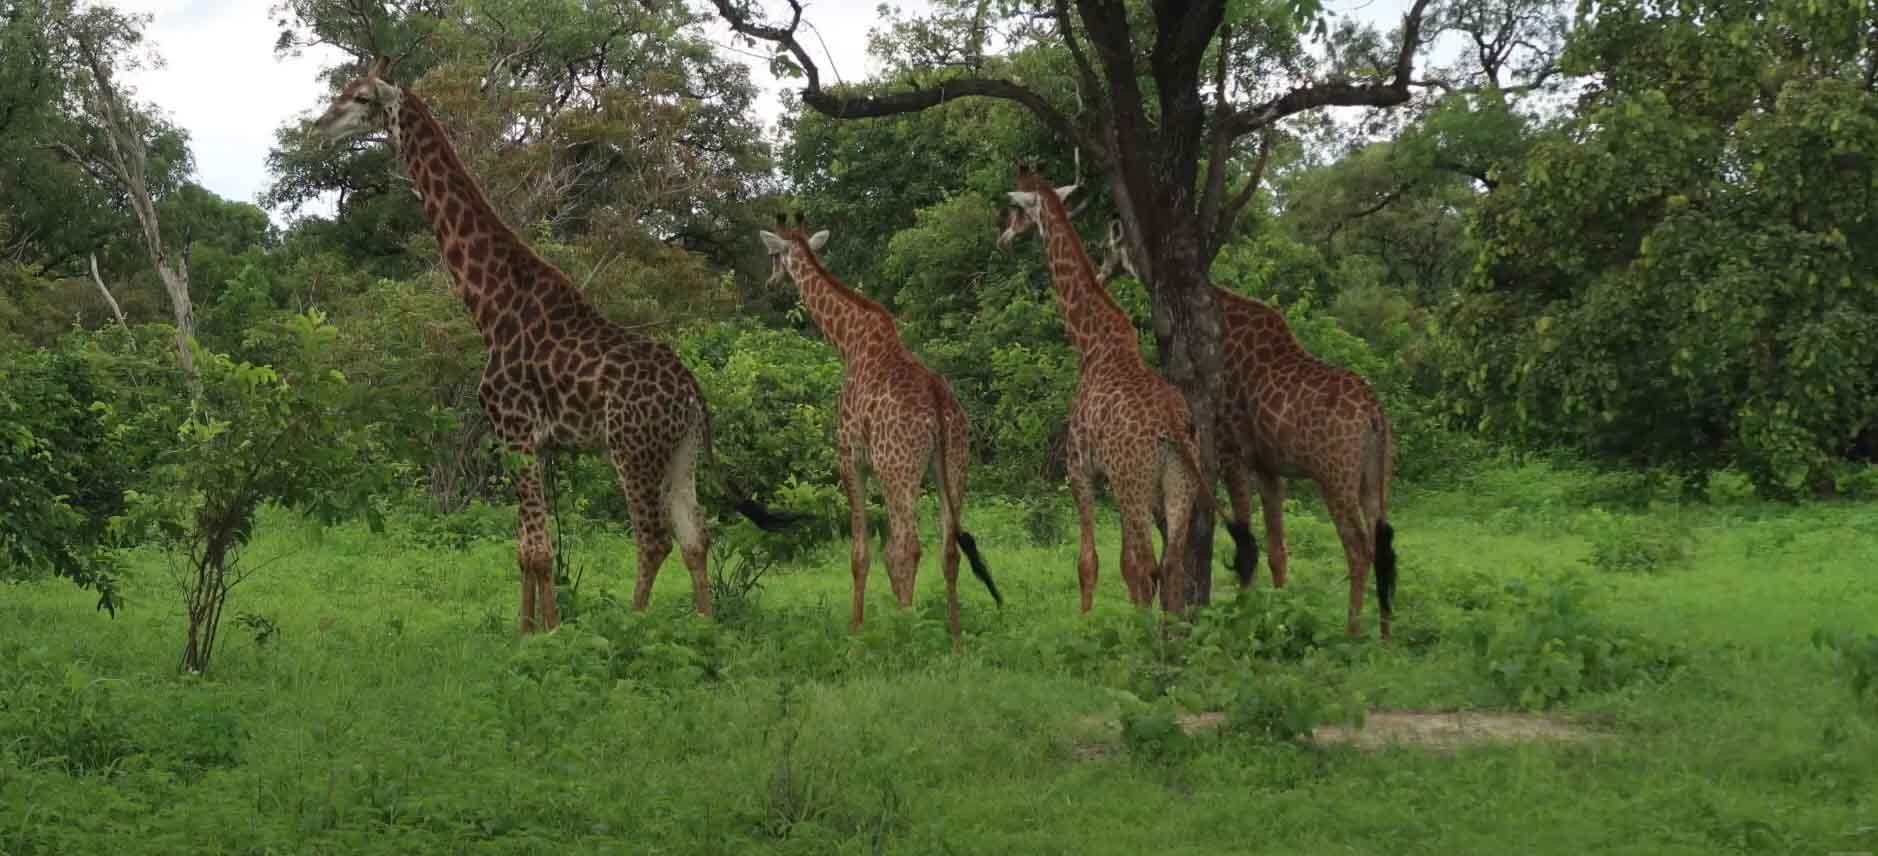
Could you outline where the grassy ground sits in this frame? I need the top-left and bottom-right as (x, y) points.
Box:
(4, 461), (1877, 854)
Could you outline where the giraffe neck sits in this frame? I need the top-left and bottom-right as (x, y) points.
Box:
(393, 90), (583, 336)
(1033, 189), (1141, 370)
(785, 246), (899, 366)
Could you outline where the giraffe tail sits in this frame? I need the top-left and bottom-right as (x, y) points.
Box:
(699, 388), (808, 532)
(958, 531), (1002, 606)
(931, 378), (1001, 606)
(1364, 411), (1396, 639)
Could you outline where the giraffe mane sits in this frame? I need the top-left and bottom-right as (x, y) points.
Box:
(401, 91), (581, 300)
(1022, 174), (1134, 327)
(783, 233), (898, 328)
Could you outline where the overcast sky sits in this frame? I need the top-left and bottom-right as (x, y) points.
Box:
(109, 0), (1426, 222)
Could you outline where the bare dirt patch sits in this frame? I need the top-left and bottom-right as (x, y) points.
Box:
(1309, 709), (1602, 752)
(1070, 709), (1601, 759)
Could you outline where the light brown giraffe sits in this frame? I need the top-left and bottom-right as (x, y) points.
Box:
(1093, 217), (1397, 642)
(312, 56), (795, 634)
(759, 213), (1001, 648)
(997, 163), (1209, 614)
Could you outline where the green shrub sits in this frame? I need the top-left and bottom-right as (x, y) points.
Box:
(1464, 575), (1688, 709)
(1811, 628), (1878, 710)
(1581, 508), (1691, 574)
(1225, 670), (1364, 743)
(1120, 704), (1199, 765)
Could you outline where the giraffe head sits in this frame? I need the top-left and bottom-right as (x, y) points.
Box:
(311, 55), (404, 149)
(996, 161), (1078, 253)
(758, 211), (829, 288)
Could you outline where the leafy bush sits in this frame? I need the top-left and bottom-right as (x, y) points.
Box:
(107, 310), (388, 672)
(1120, 704), (1200, 765)
(1581, 509), (1691, 574)
(1225, 670), (1364, 743)
(1811, 628), (1878, 711)
(1464, 575), (1689, 709)
(676, 318), (842, 521)
(0, 329), (161, 609)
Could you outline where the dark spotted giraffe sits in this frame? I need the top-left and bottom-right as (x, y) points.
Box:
(760, 213), (1000, 650)
(312, 56), (794, 634)
(997, 162), (1209, 614)
(1094, 217), (1397, 642)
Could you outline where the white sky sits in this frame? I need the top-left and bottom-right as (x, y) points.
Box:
(107, 0), (1427, 222)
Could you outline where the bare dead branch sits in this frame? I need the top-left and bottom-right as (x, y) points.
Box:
(89, 253), (128, 330)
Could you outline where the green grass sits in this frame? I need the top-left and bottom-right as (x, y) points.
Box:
(4, 461), (1877, 855)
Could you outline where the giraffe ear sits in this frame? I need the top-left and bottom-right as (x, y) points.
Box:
(758, 230), (788, 254)
(807, 230), (830, 251)
(1053, 184), (1079, 201)
(1006, 190), (1038, 209)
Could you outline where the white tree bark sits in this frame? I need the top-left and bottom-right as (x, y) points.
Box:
(72, 33), (198, 394)
(88, 253), (128, 330)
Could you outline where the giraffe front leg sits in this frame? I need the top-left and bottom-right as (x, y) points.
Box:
(1255, 472), (1289, 588)
(839, 440), (871, 634)
(514, 453), (557, 633)
(1068, 441), (1100, 614)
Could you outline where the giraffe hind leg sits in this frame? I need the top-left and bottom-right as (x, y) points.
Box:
(617, 450), (675, 615)
(1326, 488), (1374, 639)
(664, 426), (712, 617)
(1157, 445), (1198, 614)
(1223, 456), (1260, 587)
(509, 445), (557, 634)
(878, 456), (926, 611)
(1115, 472), (1158, 609)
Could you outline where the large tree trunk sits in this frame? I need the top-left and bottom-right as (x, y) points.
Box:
(1138, 207), (1224, 608)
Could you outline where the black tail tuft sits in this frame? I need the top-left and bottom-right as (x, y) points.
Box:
(958, 531), (1002, 607)
(1374, 520), (1397, 616)
(733, 499), (807, 532)
(1224, 519), (1259, 587)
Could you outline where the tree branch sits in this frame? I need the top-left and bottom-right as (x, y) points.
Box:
(1198, 23), (1233, 241)
(1321, 177), (1427, 249)
(706, 0), (1103, 159)
(1054, 0), (1104, 112)
(1209, 131), (1275, 259)
(1225, 0), (1434, 141)
(89, 253), (129, 330)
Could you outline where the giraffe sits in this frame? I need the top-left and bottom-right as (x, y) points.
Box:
(759, 213), (1001, 650)
(1092, 216), (1397, 642)
(311, 56), (796, 634)
(997, 162), (1209, 614)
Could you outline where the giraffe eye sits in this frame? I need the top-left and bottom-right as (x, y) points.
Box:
(355, 94), (374, 104)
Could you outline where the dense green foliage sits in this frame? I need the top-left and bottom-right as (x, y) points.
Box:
(1447, 0), (1878, 494)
